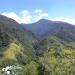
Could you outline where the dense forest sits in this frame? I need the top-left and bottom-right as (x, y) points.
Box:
(0, 15), (75, 75)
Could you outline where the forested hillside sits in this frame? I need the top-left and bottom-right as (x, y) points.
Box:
(0, 15), (75, 75)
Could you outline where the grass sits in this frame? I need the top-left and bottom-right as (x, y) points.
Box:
(2, 39), (27, 61)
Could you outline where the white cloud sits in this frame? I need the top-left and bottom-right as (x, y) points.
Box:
(21, 10), (32, 24)
(2, 12), (21, 23)
(1, 10), (32, 24)
(34, 13), (48, 21)
(34, 9), (43, 13)
(21, 15), (32, 24)
(21, 10), (29, 16)
(1, 10), (49, 24)
(34, 9), (49, 21)
(40, 13), (48, 17)
(50, 17), (75, 25)
(2, 10), (75, 25)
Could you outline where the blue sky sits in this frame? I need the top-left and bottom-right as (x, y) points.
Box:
(0, 0), (75, 24)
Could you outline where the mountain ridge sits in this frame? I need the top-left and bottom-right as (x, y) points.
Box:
(1, 15), (75, 75)
(22, 18), (75, 38)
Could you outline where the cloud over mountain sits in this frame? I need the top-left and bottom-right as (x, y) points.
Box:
(1, 10), (75, 25)
(1, 9), (49, 24)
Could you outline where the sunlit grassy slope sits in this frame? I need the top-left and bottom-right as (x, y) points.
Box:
(3, 40), (23, 60)
(0, 39), (28, 67)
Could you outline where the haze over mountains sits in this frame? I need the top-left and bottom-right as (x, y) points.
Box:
(1, 15), (75, 75)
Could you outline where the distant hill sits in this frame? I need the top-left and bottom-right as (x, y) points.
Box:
(22, 19), (75, 38)
(22, 19), (75, 49)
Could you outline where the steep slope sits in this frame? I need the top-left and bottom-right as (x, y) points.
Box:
(0, 15), (37, 67)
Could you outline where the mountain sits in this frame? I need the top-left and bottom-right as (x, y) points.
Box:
(22, 19), (75, 37)
(22, 19), (75, 49)
(1, 15), (75, 75)
(0, 15), (38, 67)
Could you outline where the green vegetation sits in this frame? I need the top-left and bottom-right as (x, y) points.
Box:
(23, 61), (39, 75)
(0, 15), (75, 75)
(39, 46), (75, 75)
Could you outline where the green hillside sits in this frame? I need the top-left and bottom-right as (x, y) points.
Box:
(1, 15), (75, 75)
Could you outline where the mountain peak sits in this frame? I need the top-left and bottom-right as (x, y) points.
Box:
(38, 19), (50, 22)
